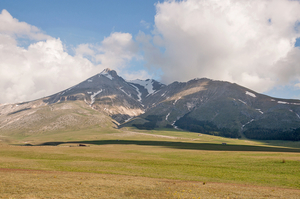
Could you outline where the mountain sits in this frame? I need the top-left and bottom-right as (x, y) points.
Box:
(131, 78), (300, 140)
(43, 68), (145, 123)
(1, 68), (300, 140)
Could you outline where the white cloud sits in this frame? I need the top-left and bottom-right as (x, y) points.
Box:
(0, 35), (98, 103)
(122, 70), (153, 81)
(295, 83), (300, 89)
(0, 9), (51, 40)
(140, 20), (150, 29)
(75, 32), (140, 69)
(0, 10), (143, 103)
(274, 47), (300, 83)
(75, 43), (95, 58)
(95, 32), (140, 69)
(140, 0), (300, 93)
(75, 32), (143, 79)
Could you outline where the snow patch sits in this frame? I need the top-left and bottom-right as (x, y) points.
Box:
(278, 101), (289, 104)
(238, 99), (247, 105)
(246, 91), (256, 98)
(90, 89), (103, 105)
(279, 101), (300, 105)
(241, 119), (254, 130)
(173, 97), (181, 105)
(130, 84), (142, 102)
(289, 109), (300, 120)
(119, 87), (130, 97)
(88, 79), (93, 82)
(125, 117), (133, 122)
(100, 70), (113, 80)
(149, 90), (160, 96)
(171, 120), (179, 130)
(129, 79), (155, 96)
(165, 112), (170, 121)
(161, 91), (167, 97)
(256, 109), (264, 114)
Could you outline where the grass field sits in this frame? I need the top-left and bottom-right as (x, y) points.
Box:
(1, 128), (300, 198)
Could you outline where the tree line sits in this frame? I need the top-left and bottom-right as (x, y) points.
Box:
(244, 127), (300, 141)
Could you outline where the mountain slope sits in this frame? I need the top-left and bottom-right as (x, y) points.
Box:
(43, 68), (145, 123)
(0, 100), (114, 137)
(1, 68), (300, 140)
(128, 78), (300, 140)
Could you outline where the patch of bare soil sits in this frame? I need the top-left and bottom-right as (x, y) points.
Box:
(0, 168), (299, 199)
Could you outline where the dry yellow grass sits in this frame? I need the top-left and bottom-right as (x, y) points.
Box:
(1, 168), (300, 199)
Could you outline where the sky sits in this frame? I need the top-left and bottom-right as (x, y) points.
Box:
(0, 0), (300, 103)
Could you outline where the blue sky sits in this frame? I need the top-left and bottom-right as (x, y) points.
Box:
(0, 0), (300, 103)
(1, 0), (159, 46)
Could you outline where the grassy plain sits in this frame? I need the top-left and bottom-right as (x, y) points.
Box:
(1, 128), (300, 198)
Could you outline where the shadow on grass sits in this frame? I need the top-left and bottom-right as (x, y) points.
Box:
(37, 140), (300, 153)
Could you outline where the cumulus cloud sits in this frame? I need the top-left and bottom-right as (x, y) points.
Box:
(95, 32), (140, 69)
(140, 0), (300, 93)
(0, 35), (98, 103)
(0, 10), (142, 103)
(274, 47), (300, 83)
(75, 32), (146, 80)
(76, 32), (140, 69)
(0, 9), (51, 40)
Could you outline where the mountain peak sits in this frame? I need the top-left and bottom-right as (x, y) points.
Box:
(100, 68), (116, 74)
(102, 68), (112, 72)
(99, 68), (119, 80)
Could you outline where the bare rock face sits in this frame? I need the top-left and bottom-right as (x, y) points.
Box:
(1, 68), (300, 140)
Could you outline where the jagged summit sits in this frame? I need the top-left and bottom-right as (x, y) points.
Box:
(102, 68), (112, 72)
(98, 68), (118, 80)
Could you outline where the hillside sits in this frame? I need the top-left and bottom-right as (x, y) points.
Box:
(1, 68), (300, 140)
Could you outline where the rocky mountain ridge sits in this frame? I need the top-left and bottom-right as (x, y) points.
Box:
(1, 68), (300, 140)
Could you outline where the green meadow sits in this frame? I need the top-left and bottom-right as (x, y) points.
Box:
(1, 128), (300, 198)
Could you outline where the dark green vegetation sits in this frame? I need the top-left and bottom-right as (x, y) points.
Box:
(132, 115), (163, 130)
(175, 115), (241, 138)
(244, 127), (300, 141)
